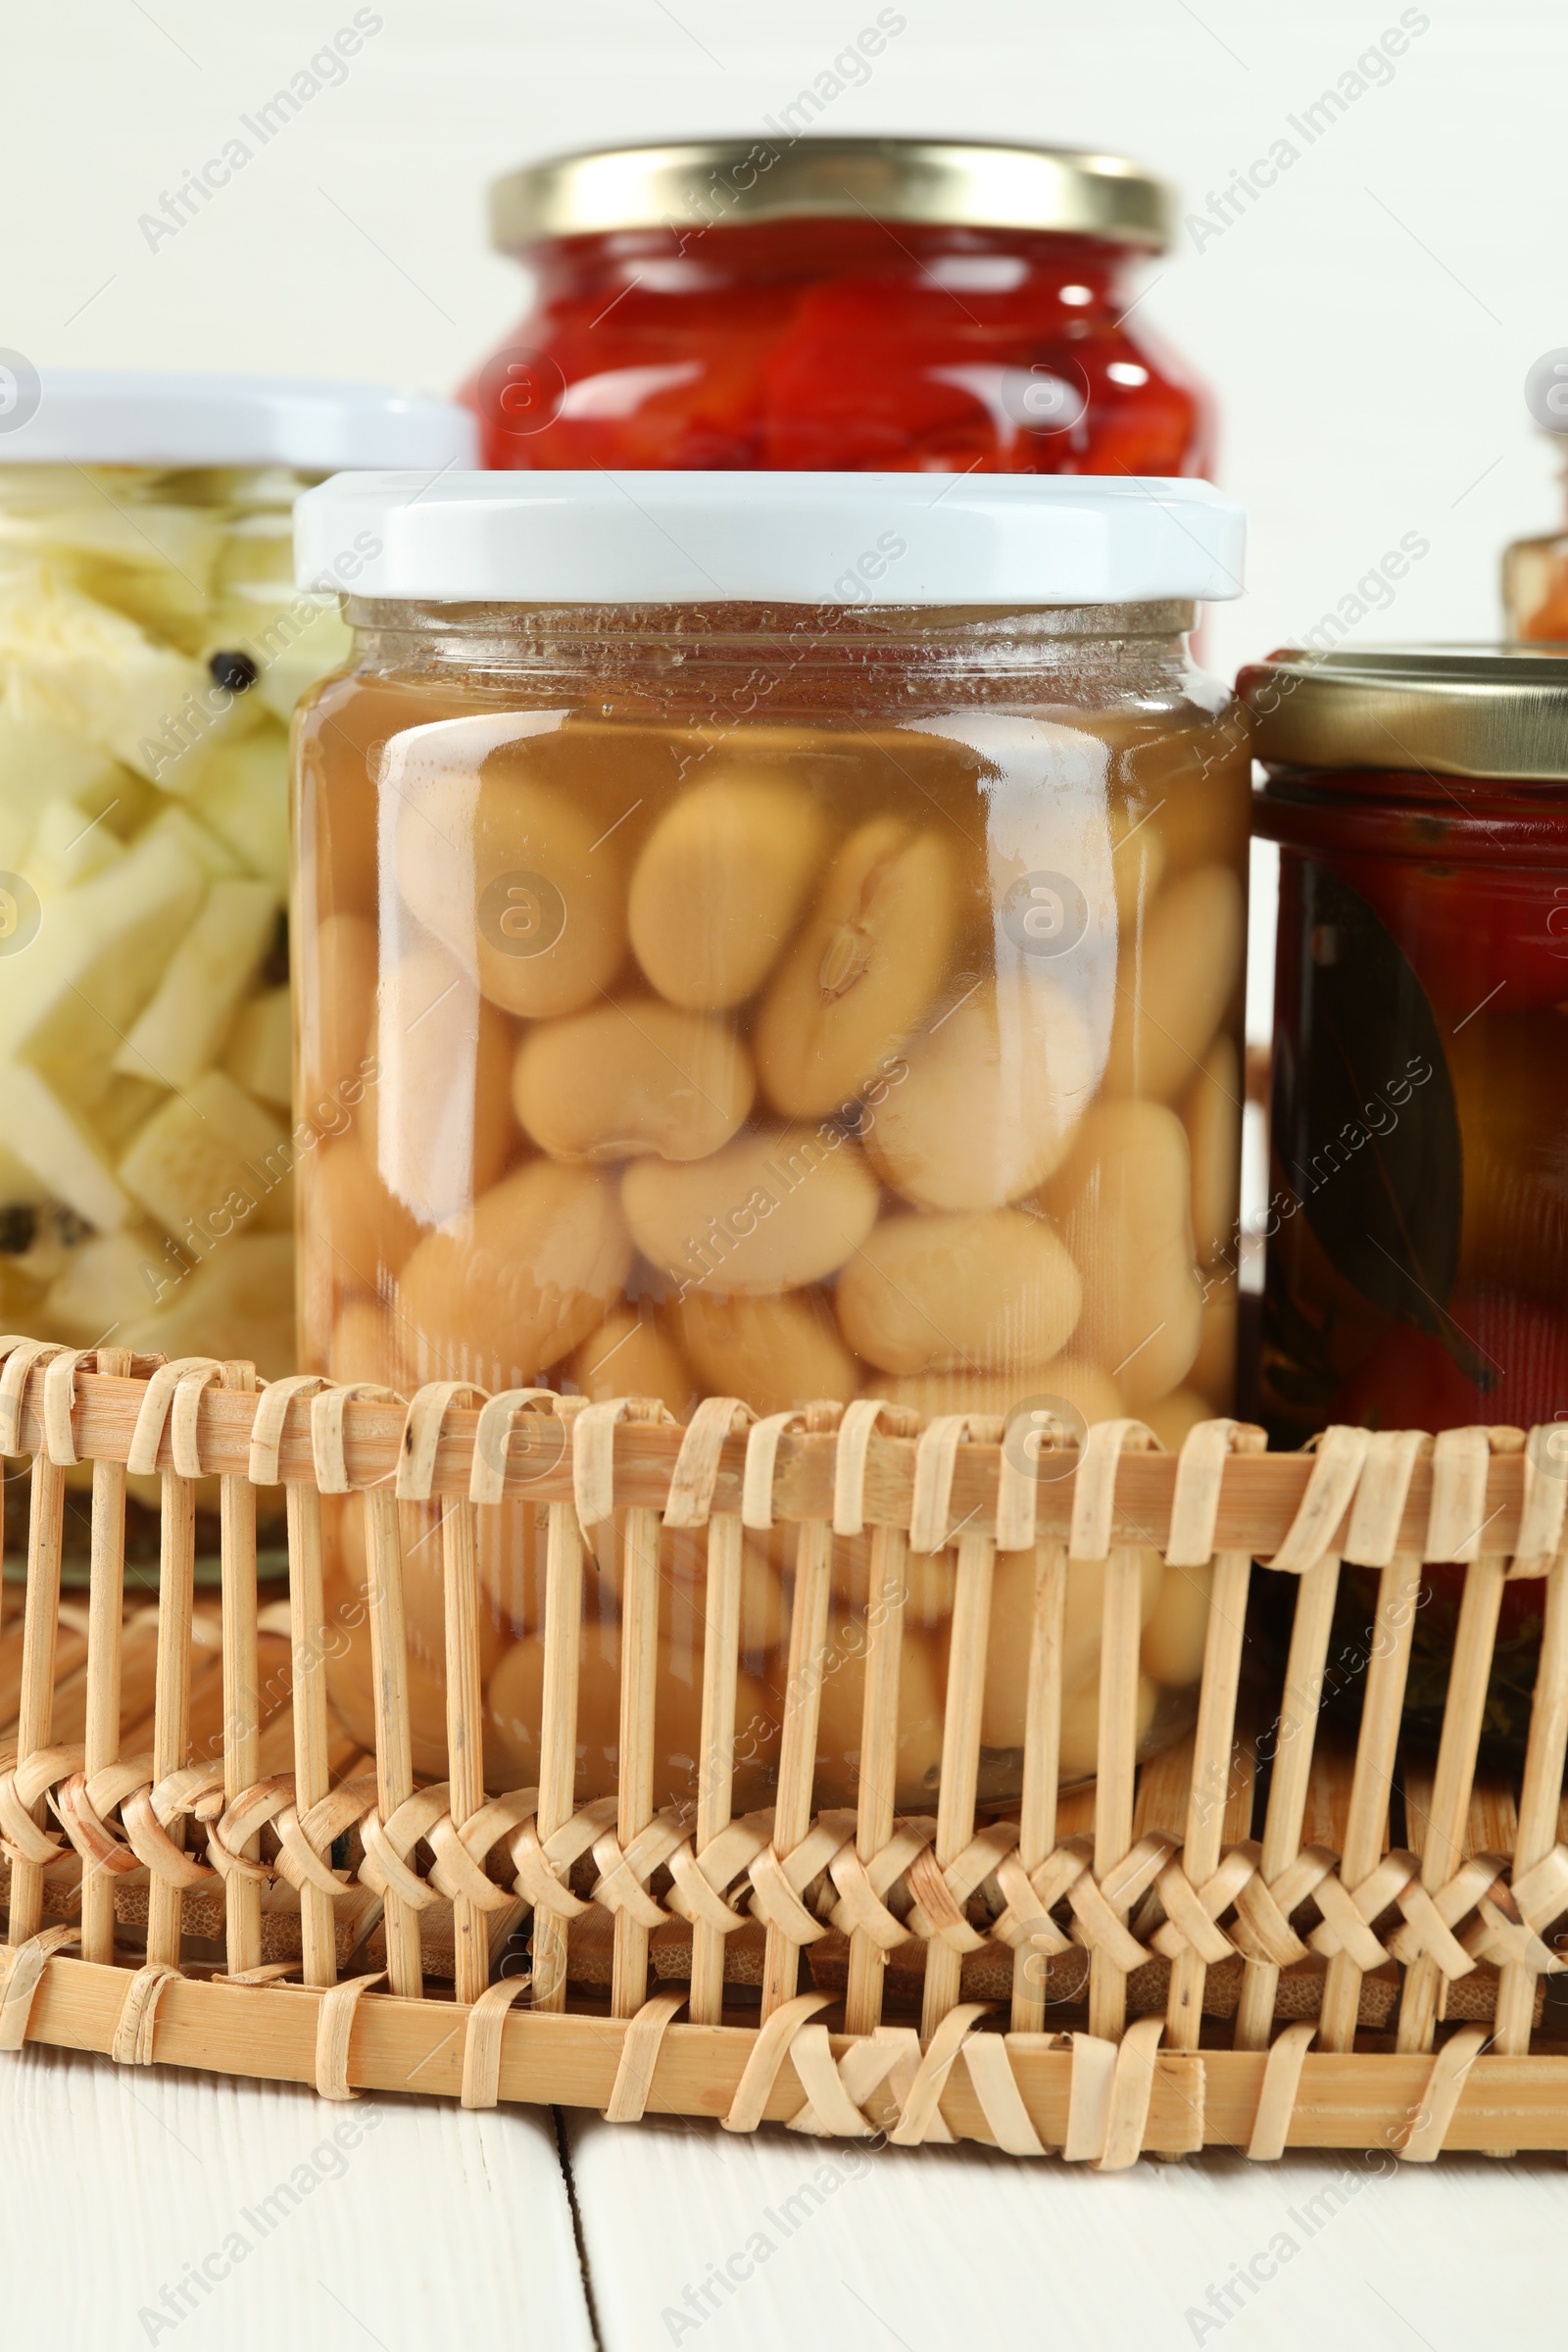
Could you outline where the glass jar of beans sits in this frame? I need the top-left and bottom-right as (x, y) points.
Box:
(292, 468), (1249, 1806)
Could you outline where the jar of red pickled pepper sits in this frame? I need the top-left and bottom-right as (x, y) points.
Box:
(466, 137), (1209, 476)
(1244, 646), (1568, 1748)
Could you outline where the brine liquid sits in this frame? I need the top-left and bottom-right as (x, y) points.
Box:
(295, 656), (1250, 1804)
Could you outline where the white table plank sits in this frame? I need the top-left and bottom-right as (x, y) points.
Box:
(567, 2110), (1568, 2352)
(1, 2045), (593, 2352)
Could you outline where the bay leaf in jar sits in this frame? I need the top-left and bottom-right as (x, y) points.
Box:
(753, 816), (956, 1117)
(1271, 862), (1461, 1337)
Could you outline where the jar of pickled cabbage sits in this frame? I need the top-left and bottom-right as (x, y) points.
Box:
(468, 136), (1209, 476)
(0, 372), (474, 1570)
(1245, 645), (1568, 1749)
(293, 468), (1249, 1806)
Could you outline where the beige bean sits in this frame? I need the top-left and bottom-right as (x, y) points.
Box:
(1102, 864), (1245, 1103)
(1044, 1101), (1201, 1406)
(1185, 1033), (1242, 1267)
(623, 1128), (878, 1297)
(306, 1138), (424, 1293)
(397, 1160), (632, 1388)
(1140, 1384), (1214, 1452)
(484, 1624), (777, 1811)
(336, 1491), (508, 1677)
(864, 975), (1094, 1210)
(984, 1546), (1160, 1750)
(327, 1296), (416, 1393)
(514, 998), (754, 1164)
(302, 910), (376, 1102)
(571, 1305), (692, 1420)
(1142, 1560), (1213, 1689)
(754, 817), (956, 1117)
(812, 1615), (948, 1811)
(363, 930), (518, 1228)
(396, 768), (628, 1019)
(1190, 1281), (1237, 1412)
(676, 1287), (856, 1417)
(628, 770), (831, 1009)
(326, 1610), (455, 1784)
(1058, 1672), (1159, 1784)
(835, 1208), (1082, 1377)
(881, 1358), (1121, 1433)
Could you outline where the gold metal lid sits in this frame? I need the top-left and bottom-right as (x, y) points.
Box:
(489, 137), (1169, 253)
(1239, 644), (1568, 783)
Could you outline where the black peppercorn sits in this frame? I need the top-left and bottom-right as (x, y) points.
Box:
(0, 1203), (37, 1253)
(209, 648), (260, 694)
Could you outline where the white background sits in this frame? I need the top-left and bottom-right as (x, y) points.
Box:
(3, 0), (1564, 685)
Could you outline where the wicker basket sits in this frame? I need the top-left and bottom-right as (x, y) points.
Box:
(3, 1334), (1567, 2167)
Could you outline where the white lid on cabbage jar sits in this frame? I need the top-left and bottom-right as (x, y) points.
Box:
(294, 469), (1245, 607)
(0, 368), (477, 470)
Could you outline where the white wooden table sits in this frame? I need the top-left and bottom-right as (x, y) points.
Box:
(7, 2047), (1566, 2352)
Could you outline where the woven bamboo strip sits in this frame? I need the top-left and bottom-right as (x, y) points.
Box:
(8, 1451), (65, 1946)
(1167, 1551), (1252, 2048)
(1010, 1538), (1067, 2034)
(1496, 1544), (1568, 2054)
(612, 1494), (662, 2019)
(81, 1348), (131, 1967)
(688, 1509), (742, 2027)
(1396, 1554), (1506, 2053)
(761, 1512), (833, 2017)
(843, 1515), (907, 2034)
(220, 1361), (262, 1978)
(1234, 1551), (1341, 2048)
(1089, 1545), (1145, 2039)
(145, 1466), (197, 1969)
(923, 1526), (996, 2038)
(10, 1371), (1544, 1550)
(1319, 1551), (1423, 2050)
(441, 1495), (489, 2008)
(287, 1484), (338, 1988)
(17, 1955), (1568, 2153)
(533, 1458), (585, 2016)
(361, 1487), (418, 1996)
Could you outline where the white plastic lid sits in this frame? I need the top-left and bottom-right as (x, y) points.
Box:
(0, 368), (477, 469)
(294, 470), (1245, 606)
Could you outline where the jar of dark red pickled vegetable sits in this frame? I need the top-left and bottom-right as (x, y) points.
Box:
(292, 467), (1249, 1806)
(1245, 646), (1568, 1748)
(466, 137), (1209, 477)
